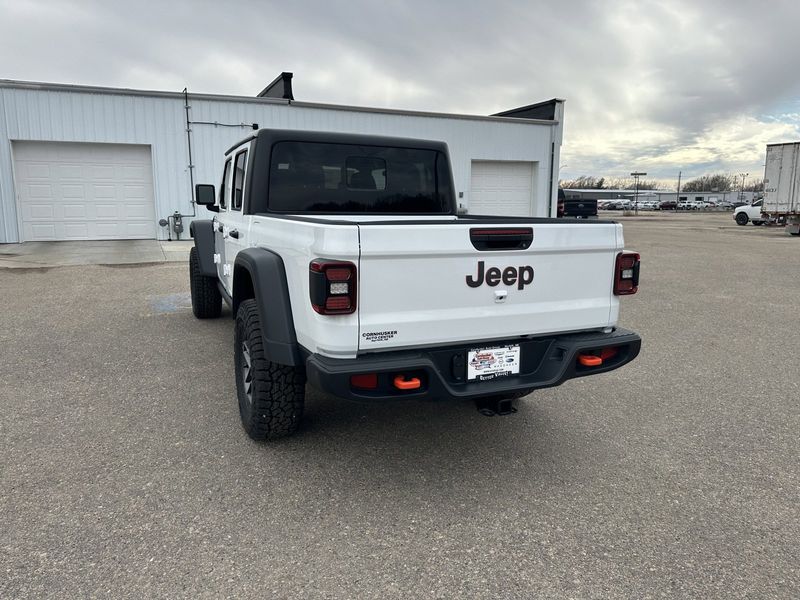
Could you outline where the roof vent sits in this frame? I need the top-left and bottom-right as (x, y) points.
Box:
(257, 72), (294, 100)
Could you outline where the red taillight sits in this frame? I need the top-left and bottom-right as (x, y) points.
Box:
(325, 296), (351, 311)
(614, 252), (640, 295)
(325, 268), (352, 282)
(350, 373), (378, 389)
(310, 259), (357, 315)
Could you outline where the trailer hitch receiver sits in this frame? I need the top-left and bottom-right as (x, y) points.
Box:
(476, 397), (518, 417)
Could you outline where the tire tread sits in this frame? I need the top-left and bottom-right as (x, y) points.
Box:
(189, 246), (222, 319)
(236, 299), (305, 440)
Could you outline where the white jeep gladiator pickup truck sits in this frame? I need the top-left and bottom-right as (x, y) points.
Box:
(189, 129), (641, 440)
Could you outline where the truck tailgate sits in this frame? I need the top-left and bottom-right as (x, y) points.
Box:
(357, 221), (622, 351)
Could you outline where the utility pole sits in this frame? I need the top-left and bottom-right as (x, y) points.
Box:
(676, 171), (682, 211)
(631, 172), (647, 215)
(739, 172), (748, 202)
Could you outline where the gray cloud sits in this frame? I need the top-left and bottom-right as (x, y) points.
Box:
(1, 0), (798, 180)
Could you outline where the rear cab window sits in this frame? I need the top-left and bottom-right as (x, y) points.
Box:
(233, 150), (247, 211)
(265, 141), (453, 214)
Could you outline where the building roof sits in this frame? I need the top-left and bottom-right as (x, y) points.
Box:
(492, 98), (564, 121)
(0, 78), (561, 127)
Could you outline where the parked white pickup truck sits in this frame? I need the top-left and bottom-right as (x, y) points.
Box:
(189, 130), (641, 439)
(734, 199), (766, 226)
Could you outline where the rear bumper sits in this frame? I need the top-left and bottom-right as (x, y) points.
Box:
(305, 327), (641, 401)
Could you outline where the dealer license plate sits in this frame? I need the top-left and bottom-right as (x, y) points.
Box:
(467, 345), (521, 382)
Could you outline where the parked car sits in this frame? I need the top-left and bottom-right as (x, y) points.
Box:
(606, 199), (631, 210)
(734, 199), (765, 225)
(659, 200), (677, 210)
(637, 200), (659, 211)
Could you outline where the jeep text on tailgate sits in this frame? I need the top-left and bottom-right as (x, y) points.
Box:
(188, 129), (641, 440)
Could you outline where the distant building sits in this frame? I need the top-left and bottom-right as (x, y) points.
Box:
(654, 190), (757, 205)
(563, 188), (758, 205)
(562, 188), (663, 200)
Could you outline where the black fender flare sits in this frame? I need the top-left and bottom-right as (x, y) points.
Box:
(233, 248), (301, 367)
(189, 220), (216, 277)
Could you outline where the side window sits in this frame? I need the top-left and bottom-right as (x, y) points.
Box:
(233, 150), (247, 211)
(219, 159), (231, 210)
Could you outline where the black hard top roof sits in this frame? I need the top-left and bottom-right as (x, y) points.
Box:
(226, 128), (450, 156)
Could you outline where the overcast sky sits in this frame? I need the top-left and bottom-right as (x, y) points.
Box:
(2, 0), (799, 185)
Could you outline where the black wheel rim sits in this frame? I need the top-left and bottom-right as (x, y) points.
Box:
(241, 341), (253, 406)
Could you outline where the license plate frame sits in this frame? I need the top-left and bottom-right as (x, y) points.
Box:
(467, 344), (521, 382)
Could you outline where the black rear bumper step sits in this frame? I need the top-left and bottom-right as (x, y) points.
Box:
(305, 328), (641, 402)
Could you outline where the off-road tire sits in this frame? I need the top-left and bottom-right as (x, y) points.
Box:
(234, 299), (305, 440)
(189, 247), (222, 319)
(735, 212), (749, 226)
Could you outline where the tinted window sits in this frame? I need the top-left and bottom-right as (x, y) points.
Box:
(219, 159), (231, 209)
(233, 150), (247, 211)
(266, 142), (452, 213)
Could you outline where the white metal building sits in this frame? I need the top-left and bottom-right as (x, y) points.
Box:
(0, 78), (564, 243)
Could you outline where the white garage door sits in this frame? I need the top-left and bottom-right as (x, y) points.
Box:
(469, 161), (534, 217)
(13, 141), (156, 241)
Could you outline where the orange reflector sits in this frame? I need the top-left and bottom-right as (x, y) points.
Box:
(350, 373), (378, 389)
(578, 354), (603, 367)
(393, 375), (421, 390)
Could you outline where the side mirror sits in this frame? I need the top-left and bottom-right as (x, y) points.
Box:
(195, 184), (218, 212)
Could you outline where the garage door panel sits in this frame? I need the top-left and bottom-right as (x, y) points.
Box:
(124, 203), (152, 218)
(61, 184), (85, 198)
(13, 141), (155, 241)
(90, 165), (115, 180)
(24, 163), (51, 179)
(123, 184), (146, 199)
(63, 223), (90, 239)
(62, 204), (87, 219)
(122, 165), (148, 180)
(95, 203), (122, 218)
(27, 184), (53, 198)
(27, 204), (55, 220)
(122, 222), (155, 238)
(91, 184), (117, 199)
(470, 161), (534, 218)
(27, 224), (57, 239)
(94, 222), (123, 237)
(57, 164), (84, 179)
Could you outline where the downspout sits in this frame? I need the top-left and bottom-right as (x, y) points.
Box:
(548, 141), (555, 217)
(158, 88), (196, 240)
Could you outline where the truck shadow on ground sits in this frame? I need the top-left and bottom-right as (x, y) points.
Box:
(263, 386), (620, 497)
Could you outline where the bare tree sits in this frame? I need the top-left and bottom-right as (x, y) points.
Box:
(682, 174), (737, 192)
(744, 180), (764, 192)
(559, 176), (659, 190)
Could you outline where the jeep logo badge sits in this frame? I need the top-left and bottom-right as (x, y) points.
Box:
(466, 261), (534, 290)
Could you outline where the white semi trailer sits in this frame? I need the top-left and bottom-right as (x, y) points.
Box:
(763, 142), (800, 236)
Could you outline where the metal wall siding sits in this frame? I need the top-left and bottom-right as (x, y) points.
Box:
(0, 86), (559, 242)
(0, 89), (14, 241)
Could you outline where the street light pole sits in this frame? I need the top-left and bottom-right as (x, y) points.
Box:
(631, 172), (647, 215)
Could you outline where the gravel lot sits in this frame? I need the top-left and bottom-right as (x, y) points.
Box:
(1, 213), (798, 598)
